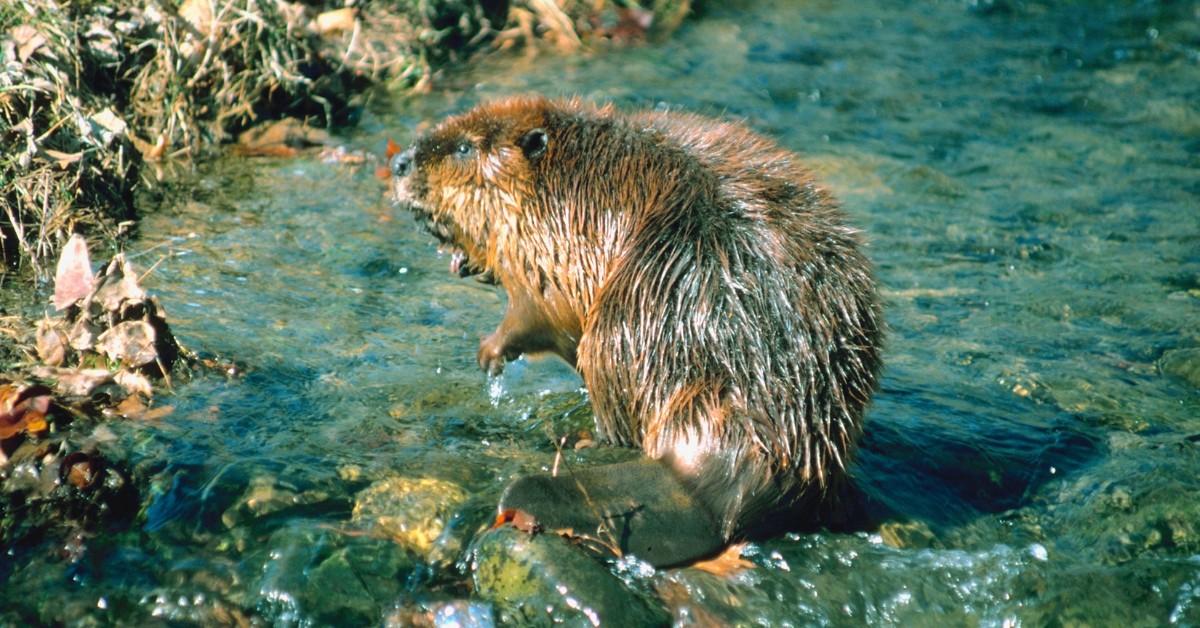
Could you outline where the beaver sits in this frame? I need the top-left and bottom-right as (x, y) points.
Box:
(391, 96), (883, 567)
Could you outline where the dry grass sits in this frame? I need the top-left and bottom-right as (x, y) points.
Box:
(1, 0), (693, 282)
(2, 0), (138, 278)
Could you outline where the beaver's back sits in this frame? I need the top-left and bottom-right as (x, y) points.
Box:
(576, 108), (882, 531)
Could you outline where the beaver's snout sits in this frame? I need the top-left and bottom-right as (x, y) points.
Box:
(391, 147), (415, 178)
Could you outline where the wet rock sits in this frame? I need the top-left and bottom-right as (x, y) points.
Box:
(385, 600), (495, 627)
(470, 526), (668, 625)
(878, 520), (938, 549)
(1159, 348), (1200, 389)
(253, 525), (414, 625)
(386, 600), (494, 628)
(0, 438), (137, 544)
(220, 476), (332, 528)
(351, 476), (469, 556)
(900, 164), (968, 199)
(306, 542), (412, 625)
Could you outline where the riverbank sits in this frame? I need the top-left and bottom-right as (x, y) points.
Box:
(2, 0), (691, 279)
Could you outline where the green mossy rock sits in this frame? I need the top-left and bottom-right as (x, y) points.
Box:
(471, 526), (668, 626)
(1160, 348), (1200, 389)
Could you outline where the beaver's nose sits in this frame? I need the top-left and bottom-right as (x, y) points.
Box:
(391, 148), (415, 178)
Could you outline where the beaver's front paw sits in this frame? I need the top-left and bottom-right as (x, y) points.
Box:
(478, 333), (518, 376)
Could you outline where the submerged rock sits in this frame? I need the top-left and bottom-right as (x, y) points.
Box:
(470, 526), (668, 625)
(252, 525), (415, 625)
(352, 476), (470, 557)
(385, 600), (495, 627)
(220, 475), (334, 528)
(1159, 348), (1200, 389)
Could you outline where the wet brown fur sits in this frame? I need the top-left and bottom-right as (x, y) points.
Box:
(393, 96), (883, 537)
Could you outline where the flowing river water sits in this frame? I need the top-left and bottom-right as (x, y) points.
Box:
(3, 0), (1199, 624)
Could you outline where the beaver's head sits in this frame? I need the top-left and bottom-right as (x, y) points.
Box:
(391, 97), (553, 282)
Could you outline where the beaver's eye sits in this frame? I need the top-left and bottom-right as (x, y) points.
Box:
(454, 141), (474, 158)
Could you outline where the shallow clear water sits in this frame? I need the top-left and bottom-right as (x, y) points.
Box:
(4, 0), (1200, 624)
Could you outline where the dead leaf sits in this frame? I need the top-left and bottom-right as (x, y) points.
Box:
(114, 393), (146, 418)
(89, 108), (127, 146)
(21, 410), (48, 436)
(131, 133), (166, 161)
(114, 369), (153, 396)
(178, 0), (214, 36)
(67, 456), (98, 488)
(235, 118), (331, 156)
(35, 317), (68, 366)
(96, 320), (158, 367)
(0, 385), (20, 411)
(0, 385), (53, 439)
(42, 149), (82, 168)
(11, 25), (47, 63)
(318, 146), (367, 165)
(313, 8), (356, 35)
(54, 234), (95, 310)
(62, 452), (101, 489)
(690, 543), (754, 576)
(0, 412), (30, 440)
(141, 405), (174, 421)
(494, 508), (543, 534)
(34, 367), (113, 397)
(67, 316), (102, 352)
(93, 254), (146, 312)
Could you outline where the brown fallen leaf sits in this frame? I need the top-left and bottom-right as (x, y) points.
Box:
(0, 408), (31, 440)
(61, 451), (101, 489)
(36, 317), (68, 366)
(131, 132), (166, 161)
(178, 0), (215, 36)
(67, 457), (98, 489)
(376, 138), (403, 180)
(142, 405), (175, 421)
(67, 315), (102, 352)
(22, 408), (48, 435)
(11, 25), (47, 63)
(318, 146), (367, 165)
(0, 385), (53, 439)
(42, 149), (82, 168)
(33, 367), (113, 397)
(493, 508), (543, 534)
(96, 320), (158, 367)
(93, 254), (146, 312)
(689, 542), (754, 577)
(114, 369), (153, 397)
(313, 8), (356, 34)
(54, 234), (95, 310)
(235, 119), (331, 157)
(89, 108), (127, 146)
(114, 392), (174, 421)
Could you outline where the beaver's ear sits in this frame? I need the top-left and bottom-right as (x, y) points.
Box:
(518, 128), (548, 160)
